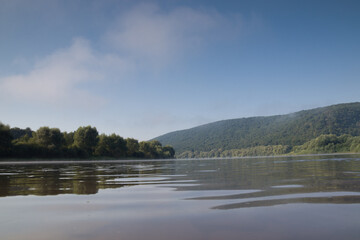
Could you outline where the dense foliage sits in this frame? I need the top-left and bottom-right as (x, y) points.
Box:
(177, 134), (360, 158)
(155, 102), (360, 155)
(0, 124), (175, 159)
(292, 134), (360, 154)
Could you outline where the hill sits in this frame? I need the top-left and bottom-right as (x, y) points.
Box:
(154, 102), (360, 155)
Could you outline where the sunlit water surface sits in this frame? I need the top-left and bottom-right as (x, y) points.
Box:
(1, 154), (360, 240)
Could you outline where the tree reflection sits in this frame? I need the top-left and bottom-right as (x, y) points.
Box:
(0, 161), (171, 197)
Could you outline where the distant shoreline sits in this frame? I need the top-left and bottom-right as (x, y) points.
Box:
(175, 152), (360, 161)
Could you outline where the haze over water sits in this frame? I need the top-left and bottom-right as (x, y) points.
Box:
(1, 154), (360, 240)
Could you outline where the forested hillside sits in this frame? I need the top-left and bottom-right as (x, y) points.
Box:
(155, 102), (360, 155)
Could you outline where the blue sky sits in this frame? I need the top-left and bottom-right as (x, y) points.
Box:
(1, 0), (359, 140)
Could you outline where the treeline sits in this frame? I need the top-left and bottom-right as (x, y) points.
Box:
(177, 134), (360, 158)
(292, 134), (360, 154)
(0, 123), (175, 159)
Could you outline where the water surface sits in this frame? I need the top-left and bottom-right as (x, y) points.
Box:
(1, 154), (360, 240)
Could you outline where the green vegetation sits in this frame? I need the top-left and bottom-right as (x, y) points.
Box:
(0, 123), (12, 157)
(178, 145), (291, 158)
(292, 134), (360, 154)
(155, 102), (360, 157)
(0, 123), (175, 160)
(177, 134), (360, 158)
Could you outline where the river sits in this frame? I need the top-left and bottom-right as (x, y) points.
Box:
(1, 154), (359, 240)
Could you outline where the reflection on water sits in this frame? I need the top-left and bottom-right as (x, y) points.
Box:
(0, 154), (360, 240)
(213, 194), (360, 209)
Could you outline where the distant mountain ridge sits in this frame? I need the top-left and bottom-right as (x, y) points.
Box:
(154, 102), (360, 154)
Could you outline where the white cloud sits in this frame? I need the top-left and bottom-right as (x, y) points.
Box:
(0, 38), (131, 108)
(105, 3), (234, 66)
(1, 39), (91, 103)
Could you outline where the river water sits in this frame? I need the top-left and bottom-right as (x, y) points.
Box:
(1, 154), (360, 240)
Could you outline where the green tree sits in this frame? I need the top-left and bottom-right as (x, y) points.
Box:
(95, 134), (127, 158)
(126, 138), (139, 157)
(149, 140), (163, 158)
(139, 141), (151, 158)
(162, 145), (175, 158)
(10, 127), (33, 140)
(108, 134), (127, 158)
(34, 127), (63, 149)
(73, 126), (99, 156)
(63, 132), (74, 147)
(139, 140), (174, 159)
(94, 134), (110, 157)
(139, 141), (160, 158)
(0, 123), (12, 157)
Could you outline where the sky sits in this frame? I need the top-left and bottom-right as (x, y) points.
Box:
(0, 0), (360, 140)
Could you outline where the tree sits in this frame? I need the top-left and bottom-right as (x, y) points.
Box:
(126, 138), (140, 157)
(139, 141), (153, 158)
(139, 140), (174, 159)
(10, 127), (33, 140)
(95, 134), (127, 158)
(94, 134), (111, 157)
(162, 145), (175, 158)
(63, 132), (74, 147)
(73, 126), (99, 156)
(34, 127), (63, 148)
(0, 123), (12, 157)
(149, 140), (163, 158)
(107, 134), (127, 158)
